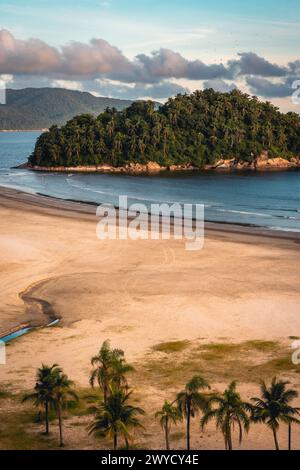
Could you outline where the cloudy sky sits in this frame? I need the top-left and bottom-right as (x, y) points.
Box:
(0, 0), (300, 111)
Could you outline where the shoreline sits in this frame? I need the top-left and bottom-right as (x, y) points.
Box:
(1, 185), (300, 243)
(22, 159), (300, 174)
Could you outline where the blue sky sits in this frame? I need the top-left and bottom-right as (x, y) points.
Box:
(1, 0), (300, 59)
(0, 0), (299, 109)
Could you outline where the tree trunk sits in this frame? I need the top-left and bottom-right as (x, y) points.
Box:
(288, 423), (292, 451)
(104, 383), (108, 405)
(57, 404), (64, 447)
(187, 403), (191, 451)
(272, 426), (279, 451)
(114, 432), (117, 450)
(165, 417), (170, 451)
(45, 401), (49, 435)
(227, 427), (233, 451)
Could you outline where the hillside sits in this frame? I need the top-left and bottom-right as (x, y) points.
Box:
(29, 89), (300, 169)
(0, 88), (134, 130)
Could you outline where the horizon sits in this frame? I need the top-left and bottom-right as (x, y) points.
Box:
(0, 0), (299, 112)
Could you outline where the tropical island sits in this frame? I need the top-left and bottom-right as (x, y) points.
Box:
(27, 89), (300, 173)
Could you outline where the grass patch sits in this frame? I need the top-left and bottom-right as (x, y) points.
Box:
(152, 341), (190, 354)
(66, 388), (102, 417)
(0, 408), (57, 450)
(243, 340), (279, 352)
(0, 388), (13, 399)
(137, 339), (299, 389)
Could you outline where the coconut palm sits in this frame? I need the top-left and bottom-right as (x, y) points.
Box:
(51, 368), (78, 447)
(88, 386), (144, 450)
(176, 376), (210, 450)
(22, 364), (58, 435)
(251, 378), (300, 451)
(89, 340), (134, 404)
(155, 400), (182, 450)
(201, 381), (251, 450)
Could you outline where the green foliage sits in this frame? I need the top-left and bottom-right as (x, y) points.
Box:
(29, 89), (300, 168)
(251, 377), (300, 450)
(201, 381), (252, 450)
(89, 340), (134, 404)
(88, 386), (145, 450)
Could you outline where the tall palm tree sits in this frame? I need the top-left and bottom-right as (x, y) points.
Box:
(251, 378), (300, 451)
(22, 364), (58, 435)
(88, 386), (144, 450)
(201, 381), (251, 450)
(52, 369), (78, 447)
(155, 400), (182, 450)
(176, 376), (210, 450)
(90, 340), (134, 404)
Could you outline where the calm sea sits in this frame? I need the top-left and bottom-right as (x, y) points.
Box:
(1, 131), (300, 232)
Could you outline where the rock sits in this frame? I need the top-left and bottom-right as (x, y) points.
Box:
(146, 161), (162, 172)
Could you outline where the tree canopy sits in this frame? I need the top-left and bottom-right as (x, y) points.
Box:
(29, 89), (300, 168)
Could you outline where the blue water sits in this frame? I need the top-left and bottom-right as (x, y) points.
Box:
(1, 131), (300, 232)
(1, 327), (32, 343)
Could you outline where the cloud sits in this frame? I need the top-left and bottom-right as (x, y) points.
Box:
(52, 79), (83, 91)
(246, 76), (295, 98)
(203, 79), (237, 93)
(92, 78), (189, 100)
(0, 29), (299, 101)
(229, 52), (287, 77)
(134, 49), (230, 82)
(59, 38), (133, 77)
(0, 29), (60, 74)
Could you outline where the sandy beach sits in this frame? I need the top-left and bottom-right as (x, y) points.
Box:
(0, 186), (300, 450)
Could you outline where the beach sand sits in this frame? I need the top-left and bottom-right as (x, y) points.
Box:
(0, 186), (300, 450)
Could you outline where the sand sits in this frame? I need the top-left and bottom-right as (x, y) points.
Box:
(0, 186), (300, 450)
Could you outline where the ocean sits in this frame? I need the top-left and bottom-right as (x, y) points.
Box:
(1, 131), (300, 232)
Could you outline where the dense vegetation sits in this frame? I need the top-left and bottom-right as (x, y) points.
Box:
(0, 88), (133, 130)
(29, 89), (300, 168)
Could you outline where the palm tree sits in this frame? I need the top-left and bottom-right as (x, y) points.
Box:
(155, 400), (182, 450)
(52, 368), (78, 447)
(88, 386), (144, 450)
(90, 340), (134, 404)
(22, 364), (58, 435)
(177, 376), (210, 450)
(251, 378), (300, 451)
(201, 381), (251, 450)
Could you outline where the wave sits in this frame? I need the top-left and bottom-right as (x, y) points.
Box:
(0, 182), (38, 195)
(269, 226), (300, 233)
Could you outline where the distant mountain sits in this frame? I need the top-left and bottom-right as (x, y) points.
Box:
(0, 88), (135, 130)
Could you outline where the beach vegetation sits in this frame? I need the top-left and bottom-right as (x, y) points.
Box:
(89, 340), (134, 404)
(176, 375), (211, 450)
(155, 400), (182, 450)
(201, 381), (251, 450)
(88, 386), (145, 450)
(251, 377), (300, 450)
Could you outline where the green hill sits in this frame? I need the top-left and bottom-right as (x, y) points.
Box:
(29, 89), (300, 168)
(0, 88), (134, 130)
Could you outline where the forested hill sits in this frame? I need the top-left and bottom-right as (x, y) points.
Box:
(29, 89), (300, 168)
(0, 88), (134, 130)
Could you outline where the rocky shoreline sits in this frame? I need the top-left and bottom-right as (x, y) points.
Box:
(20, 152), (300, 174)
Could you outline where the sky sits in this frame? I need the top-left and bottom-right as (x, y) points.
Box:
(0, 0), (300, 111)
